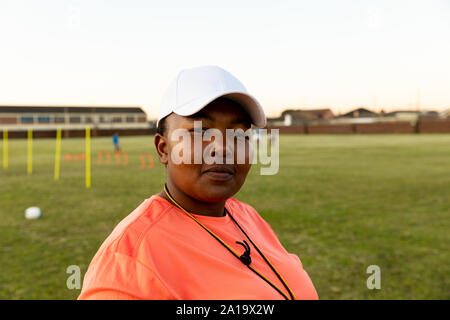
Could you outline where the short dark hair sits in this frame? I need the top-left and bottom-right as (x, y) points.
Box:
(156, 117), (166, 135)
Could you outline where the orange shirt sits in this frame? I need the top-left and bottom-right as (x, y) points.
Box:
(78, 195), (318, 300)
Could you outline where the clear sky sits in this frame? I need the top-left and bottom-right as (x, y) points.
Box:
(1, 0), (449, 119)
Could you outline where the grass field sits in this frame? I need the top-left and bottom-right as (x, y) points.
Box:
(0, 134), (449, 299)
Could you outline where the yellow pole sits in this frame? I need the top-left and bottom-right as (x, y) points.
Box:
(85, 126), (91, 188)
(54, 128), (62, 181)
(2, 129), (7, 169)
(27, 129), (32, 175)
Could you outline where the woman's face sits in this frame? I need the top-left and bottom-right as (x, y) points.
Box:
(155, 98), (253, 203)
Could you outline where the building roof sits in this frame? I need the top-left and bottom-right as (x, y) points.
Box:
(384, 110), (438, 117)
(439, 108), (450, 117)
(337, 107), (379, 118)
(281, 109), (334, 120)
(268, 108), (334, 123)
(0, 106), (146, 114)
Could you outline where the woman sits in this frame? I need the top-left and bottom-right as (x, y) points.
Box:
(78, 66), (318, 300)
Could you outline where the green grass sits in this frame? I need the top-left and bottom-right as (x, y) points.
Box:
(0, 134), (449, 299)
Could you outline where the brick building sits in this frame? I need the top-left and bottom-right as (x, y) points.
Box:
(0, 106), (149, 131)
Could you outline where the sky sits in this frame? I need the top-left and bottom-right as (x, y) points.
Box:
(0, 0), (449, 119)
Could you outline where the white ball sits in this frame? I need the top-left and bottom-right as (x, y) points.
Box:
(24, 207), (42, 219)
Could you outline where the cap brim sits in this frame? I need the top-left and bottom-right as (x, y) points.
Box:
(172, 91), (266, 128)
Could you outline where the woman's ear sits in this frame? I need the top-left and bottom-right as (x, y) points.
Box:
(154, 133), (169, 165)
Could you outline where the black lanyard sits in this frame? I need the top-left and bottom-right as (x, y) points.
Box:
(164, 184), (296, 300)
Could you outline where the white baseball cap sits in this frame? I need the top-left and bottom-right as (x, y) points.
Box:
(157, 65), (266, 128)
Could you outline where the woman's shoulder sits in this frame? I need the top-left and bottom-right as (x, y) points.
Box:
(96, 195), (174, 256)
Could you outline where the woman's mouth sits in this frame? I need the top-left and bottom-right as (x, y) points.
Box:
(203, 166), (234, 181)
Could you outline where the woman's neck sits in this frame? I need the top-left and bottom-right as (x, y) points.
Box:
(159, 181), (226, 218)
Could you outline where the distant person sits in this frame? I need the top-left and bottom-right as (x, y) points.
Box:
(79, 66), (317, 300)
(112, 132), (120, 152)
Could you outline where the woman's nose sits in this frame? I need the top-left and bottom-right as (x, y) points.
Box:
(206, 135), (233, 164)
